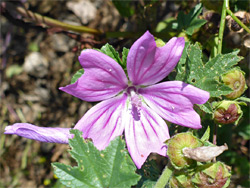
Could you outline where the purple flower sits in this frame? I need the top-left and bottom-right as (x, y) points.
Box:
(4, 31), (209, 168)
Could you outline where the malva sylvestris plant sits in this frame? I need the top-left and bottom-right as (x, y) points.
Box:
(4, 31), (209, 169)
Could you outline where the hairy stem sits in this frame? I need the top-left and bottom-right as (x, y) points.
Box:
(217, 0), (228, 54)
(154, 164), (173, 188)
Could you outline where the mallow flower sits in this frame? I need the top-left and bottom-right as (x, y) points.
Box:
(4, 31), (209, 168)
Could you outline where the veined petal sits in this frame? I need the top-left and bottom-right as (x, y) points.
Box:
(60, 50), (128, 102)
(123, 103), (170, 169)
(74, 94), (127, 150)
(4, 123), (71, 143)
(127, 31), (185, 86)
(139, 81), (210, 129)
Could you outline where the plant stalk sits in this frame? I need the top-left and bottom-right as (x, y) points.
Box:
(217, 0), (228, 54)
(15, 6), (102, 35)
(154, 164), (173, 188)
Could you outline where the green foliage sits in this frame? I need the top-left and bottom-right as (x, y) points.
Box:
(200, 126), (210, 142)
(100, 43), (126, 69)
(176, 43), (243, 98)
(156, 4), (206, 36)
(121, 47), (129, 69)
(175, 3), (207, 35)
(71, 69), (84, 84)
(112, 1), (135, 17)
(52, 130), (140, 188)
(197, 102), (213, 114)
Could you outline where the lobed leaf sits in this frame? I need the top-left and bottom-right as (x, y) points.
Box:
(52, 129), (140, 188)
(176, 43), (242, 98)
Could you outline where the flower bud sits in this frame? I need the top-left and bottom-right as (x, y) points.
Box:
(166, 132), (202, 169)
(192, 162), (231, 188)
(221, 69), (247, 99)
(213, 101), (242, 125)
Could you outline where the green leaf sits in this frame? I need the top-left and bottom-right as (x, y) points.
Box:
(121, 47), (129, 69)
(112, 1), (135, 17)
(175, 42), (190, 81)
(176, 3), (207, 35)
(141, 180), (156, 188)
(197, 102), (213, 114)
(176, 43), (242, 98)
(236, 96), (250, 103)
(100, 43), (123, 66)
(201, 126), (210, 142)
(71, 69), (84, 84)
(52, 130), (140, 188)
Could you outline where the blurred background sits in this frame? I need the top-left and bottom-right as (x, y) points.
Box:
(0, 0), (249, 187)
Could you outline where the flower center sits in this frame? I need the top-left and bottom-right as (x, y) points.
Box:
(126, 86), (142, 121)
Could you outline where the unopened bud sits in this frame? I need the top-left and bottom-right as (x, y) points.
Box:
(192, 162), (231, 188)
(182, 144), (228, 162)
(222, 69), (247, 99)
(166, 132), (202, 169)
(213, 101), (242, 125)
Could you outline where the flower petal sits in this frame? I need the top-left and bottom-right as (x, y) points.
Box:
(139, 81), (210, 129)
(127, 31), (185, 86)
(123, 103), (170, 169)
(74, 94), (127, 150)
(60, 50), (128, 102)
(4, 123), (71, 143)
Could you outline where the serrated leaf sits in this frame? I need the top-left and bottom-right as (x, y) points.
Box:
(177, 43), (242, 98)
(52, 130), (140, 188)
(175, 42), (190, 81)
(71, 69), (84, 84)
(100, 43), (123, 67)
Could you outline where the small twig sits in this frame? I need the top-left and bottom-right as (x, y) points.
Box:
(15, 6), (102, 35)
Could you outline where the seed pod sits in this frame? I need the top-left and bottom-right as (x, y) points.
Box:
(221, 68), (247, 99)
(182, 144), (228, 162)
(192, 162), (231, 188)
(213, 100), (242, 125)
(166, 132), (203, 170)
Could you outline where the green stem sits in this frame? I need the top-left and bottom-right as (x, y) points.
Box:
(226, 9), (250, 33)
(217, 0), (228, 54)
(15, 6), (102, 35)
(154, 164), (173, 188)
